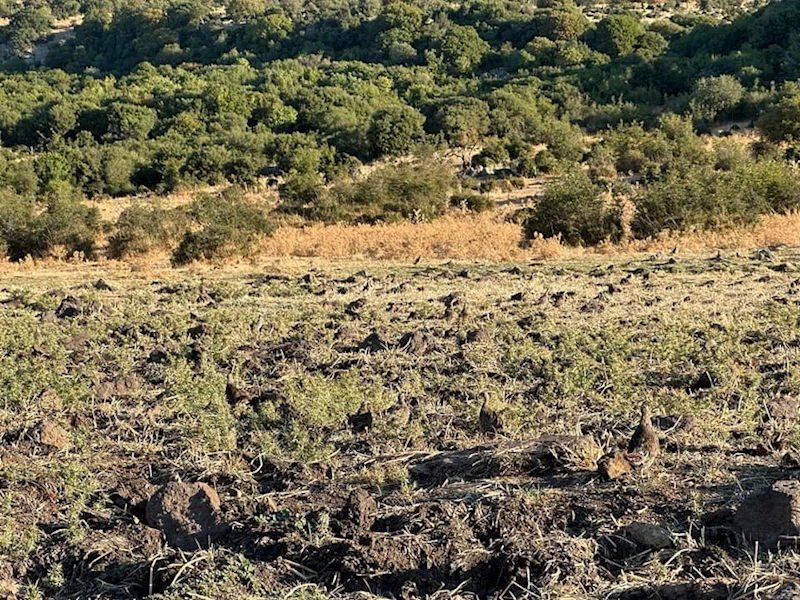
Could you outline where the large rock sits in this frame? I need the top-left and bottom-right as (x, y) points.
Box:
(145, 482), (228, 550)
(734, 480), (800, 548)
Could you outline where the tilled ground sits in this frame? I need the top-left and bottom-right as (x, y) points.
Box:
(2, 251), (800, 599)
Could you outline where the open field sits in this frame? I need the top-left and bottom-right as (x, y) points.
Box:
(2, 249), (800, 599)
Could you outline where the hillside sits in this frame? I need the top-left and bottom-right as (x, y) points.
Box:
(0, 0), (800, 264)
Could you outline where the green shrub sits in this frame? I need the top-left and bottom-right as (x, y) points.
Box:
(539, 119), (584, 162)
(713, 139), (750, 171)
(535, 149), (558, 173)
(757, 84), (800, 144)
(108, 204), (187, 259)
(691, 75), (745, 121)
(523, 170), (621, 245)
(592, 14), (645, 57)
(450, 193), (495, 212)
(739, 161), (800, 214)
(517, 156), (539, 177)
(631, 165), (766, 238)
(171, 187), (276, 265)
(0, 189), (100, 261)
(296, 162), (452, 224)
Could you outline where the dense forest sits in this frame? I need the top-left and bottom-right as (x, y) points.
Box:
(2, 0), (800, 262)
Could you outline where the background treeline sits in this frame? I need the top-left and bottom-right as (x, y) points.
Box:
(1, 0), (800, 261)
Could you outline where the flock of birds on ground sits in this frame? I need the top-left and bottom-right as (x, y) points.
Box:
(334, 390), (661, 478)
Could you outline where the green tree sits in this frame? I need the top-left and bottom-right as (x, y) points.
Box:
(757, 85), (800, 144)
(242, 12), (293, 49)
(593, 14), (644, 57)
(227, 0), (267, 20)
(434, 97), (491, 150)
(438, 25), (490, 74)
(543, 9), (588, 42)
(105, 102), (158, 142)
(380, 2), (423, 33)
(690, 75), (745, 121)
(368, 105), (426, 157)
(6, 5), (53, 56)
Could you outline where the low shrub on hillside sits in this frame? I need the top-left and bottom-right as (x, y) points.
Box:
(523, 170), (621, 245)
(171, 187), (276, 265)
(741, 161), (800, 214)
(631, 164), (767, 237)
(283, 162), (452, 224)
(0, 189), (100, 260)
(108, 204), (188, 259)
(450, 193), (495, 212)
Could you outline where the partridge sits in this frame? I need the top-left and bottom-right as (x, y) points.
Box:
(348, 401), (373, 433)
(626, 402), (660, 468)
(479, 395), (504, 436)
(385, 402), (411, 428)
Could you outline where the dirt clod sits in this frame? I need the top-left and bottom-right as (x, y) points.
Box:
(95, 375), (139, 400)
(145, 482), (228, 550)
(624, 522), (673, 549)
(34, 421), (70, 451)
(398, 330), (428, 356)
(598, 451), (632, 480)
(734, 480), (800, 548)
(55, 296), (82, 319)
(342, 489), (377, 532)
(360, 331), (391, 353)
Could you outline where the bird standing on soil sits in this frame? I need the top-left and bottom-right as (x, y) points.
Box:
(479, 394), (504, 436)
(385, 401), (411, 429)
(626, 402), (660, 468)
(348, 400), (373, 433)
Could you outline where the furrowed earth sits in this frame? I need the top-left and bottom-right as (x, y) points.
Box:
(2, 250), (800, 599)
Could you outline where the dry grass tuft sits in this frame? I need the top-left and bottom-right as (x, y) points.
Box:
(257, 212), (533, 261)
(257, 211), (800, 262)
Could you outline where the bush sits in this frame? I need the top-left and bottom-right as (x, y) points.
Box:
(108, 204), (188, 259)
(690, 75), (745, 121)
(0, 189), (100, 260)
(757, 85), (800, 144)
(739, 161), (800, 214)
(297, 162), (452, 224)
(631, 165), (766, 238)
(171, 187), (276, 265)
(523, 170), (621, 245)
(450, 193), (495, 212)
(592, 14), (645, 57)
(517, 156), (538, 177)
(539, 119), (584, 162)
(535, 149), (558, 173)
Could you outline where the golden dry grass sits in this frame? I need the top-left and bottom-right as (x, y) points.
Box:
(258, 212), (533, 261)
(257, 211), (800, 262)
(4, 210), (800, 276)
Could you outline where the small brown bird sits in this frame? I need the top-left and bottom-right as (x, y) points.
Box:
(225, 380), (249, 406)
(348, 401), (373, 433)
(626, 402), (660, 468)
(385, 401), (411, 428)
(479, 394), (504, 436)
